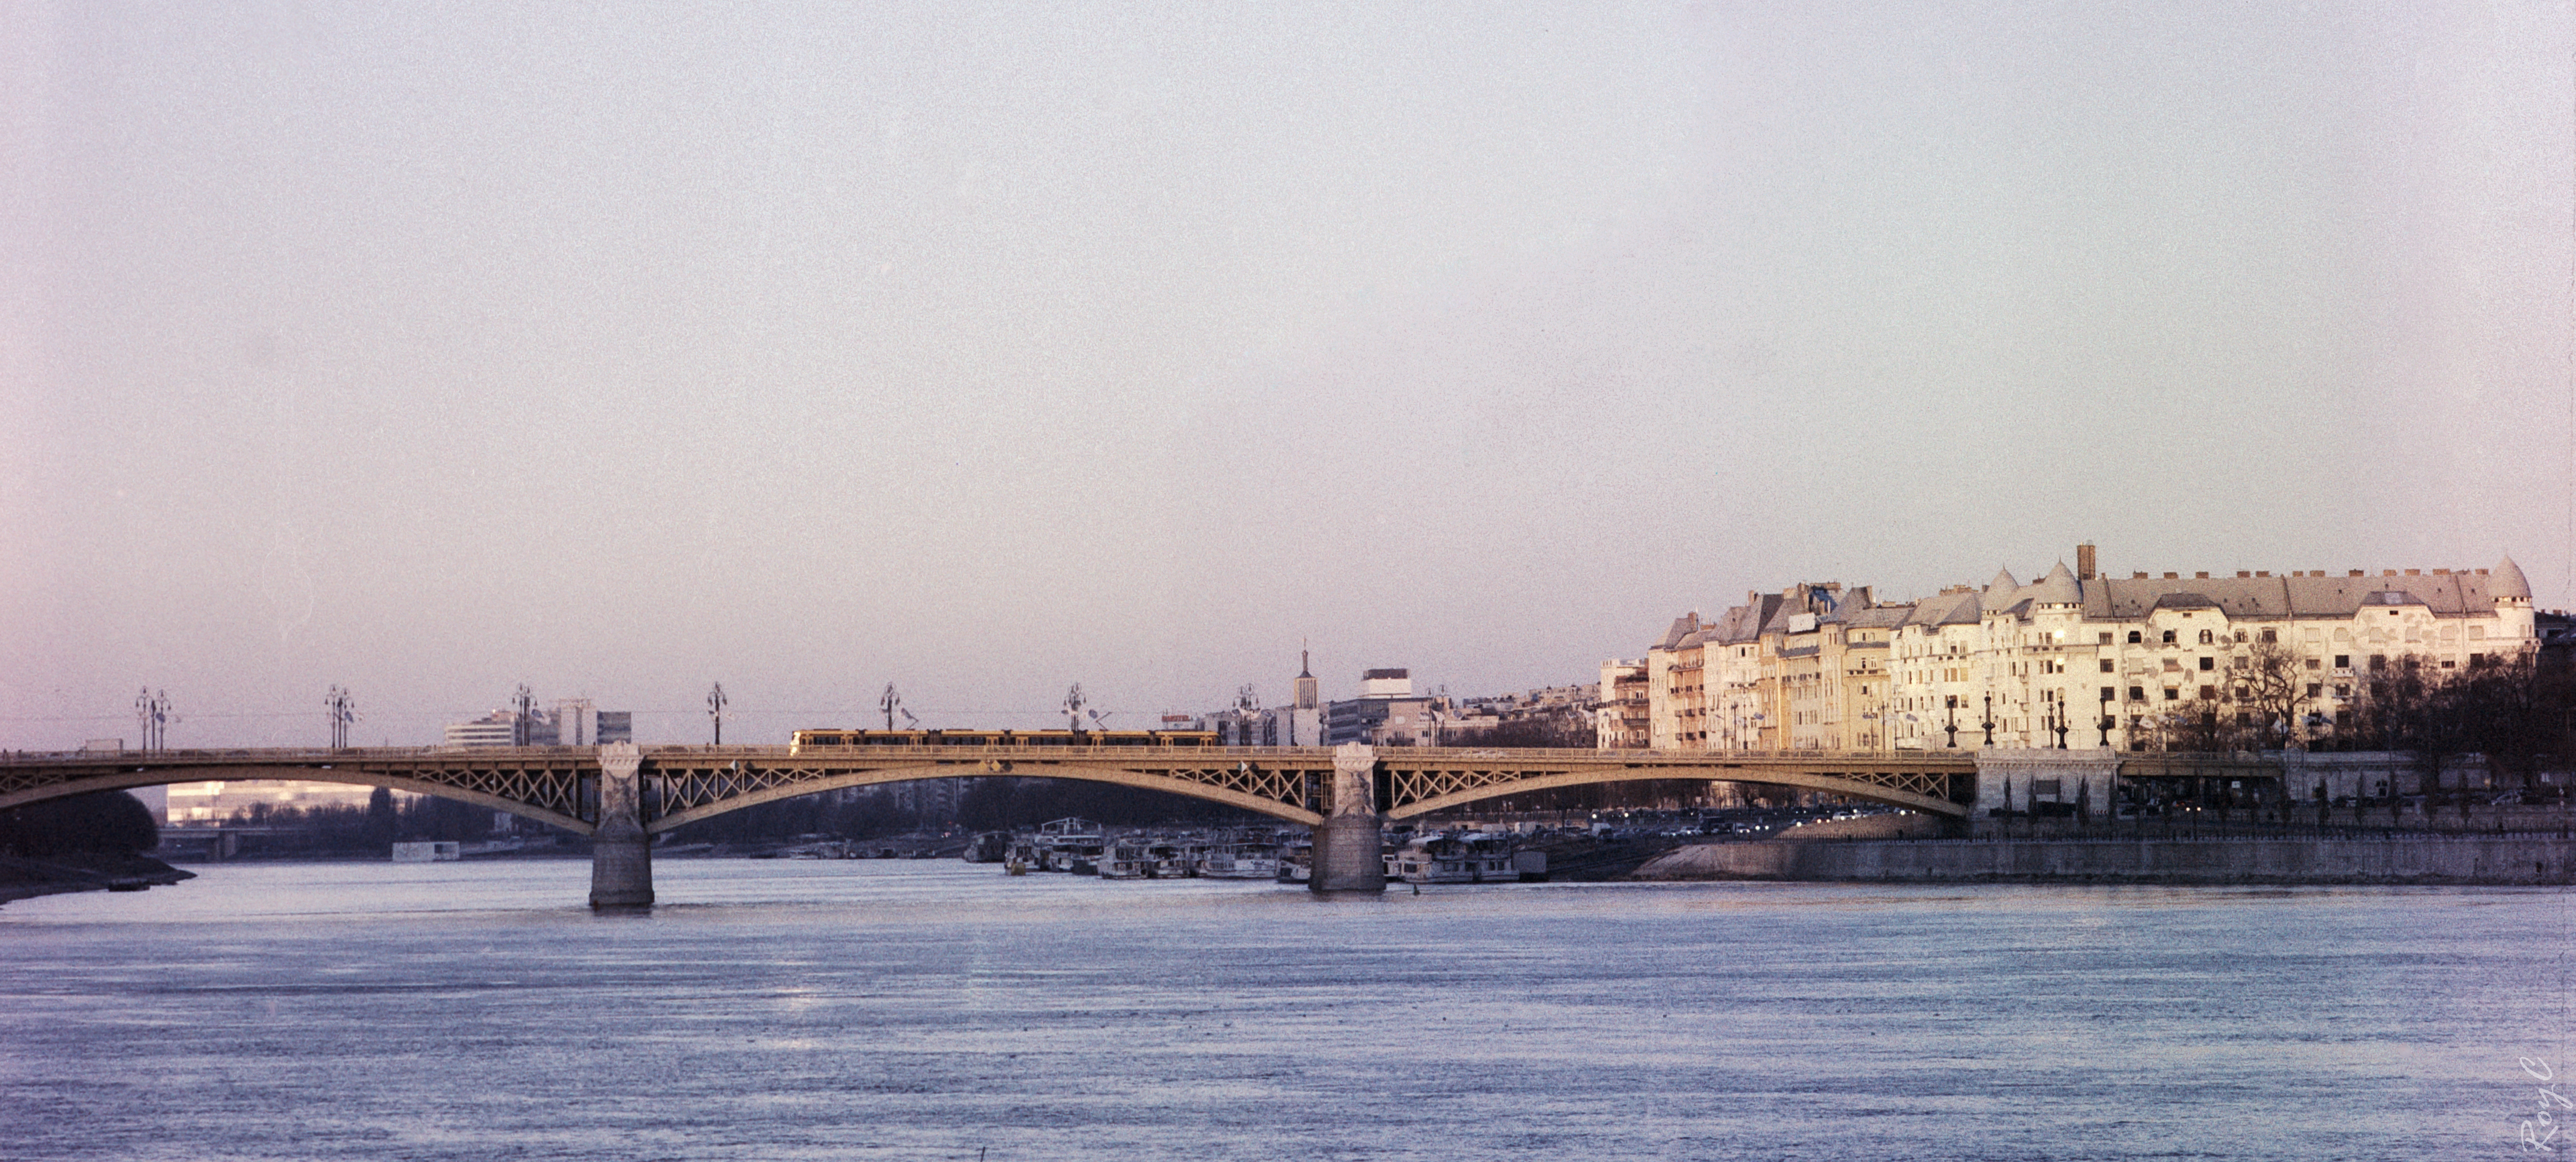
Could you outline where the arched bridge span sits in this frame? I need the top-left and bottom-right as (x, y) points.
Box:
(1371, 748), (1977, 819)
(3, 743), (1980, 905)
(0, 746), (1348, 831)
(3, 745), (1979, 830)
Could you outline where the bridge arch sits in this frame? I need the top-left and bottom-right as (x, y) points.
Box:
(0, 754), (596, 835)
(644, 759), (1324, 832)
(1380, 762), (1971, 821)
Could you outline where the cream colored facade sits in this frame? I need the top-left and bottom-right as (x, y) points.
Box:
(1884, 555), (2538, 750)
(165, 780), (390, 824)
(1652, 550), (2540, 753)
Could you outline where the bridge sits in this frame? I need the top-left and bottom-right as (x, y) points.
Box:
(0, 741), (1985, 903)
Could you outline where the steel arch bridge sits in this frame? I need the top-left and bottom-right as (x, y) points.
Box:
(0, 744), (1978, 830)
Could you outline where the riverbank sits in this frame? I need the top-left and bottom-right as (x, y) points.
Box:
(1632, 833), (2576, 885)
(0, 853), (196, 904)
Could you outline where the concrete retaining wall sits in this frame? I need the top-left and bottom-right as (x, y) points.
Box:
(1771, 813), (1950, 840)
(1633, 834), (2576, 885)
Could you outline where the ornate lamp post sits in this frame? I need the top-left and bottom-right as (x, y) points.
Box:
(1981, 694), (1995, 747)
(2098, 690), (2114, 748)
(1944, 696), (1959, 749)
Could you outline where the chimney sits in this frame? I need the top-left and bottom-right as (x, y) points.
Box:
(2077, 543), (2097, 581)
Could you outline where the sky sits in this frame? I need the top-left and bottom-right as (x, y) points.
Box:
(5, 1), (2573, 748)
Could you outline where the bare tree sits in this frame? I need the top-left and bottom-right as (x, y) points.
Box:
(2234, 639), (2307, 749)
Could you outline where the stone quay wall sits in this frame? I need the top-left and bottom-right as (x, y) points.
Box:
(1634, 834), (2575, 886)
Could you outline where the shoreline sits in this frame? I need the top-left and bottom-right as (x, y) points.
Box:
(1632, 834), (2576, 886)
(0, 854), (197, 905)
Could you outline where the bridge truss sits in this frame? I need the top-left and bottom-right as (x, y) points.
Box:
(1, 744), (1984, 830)
(1374, 749), (1977, 819)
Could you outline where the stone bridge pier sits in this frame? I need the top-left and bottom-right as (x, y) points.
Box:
(1311, 743), (1385, 894)
(589, 742), (653, 908)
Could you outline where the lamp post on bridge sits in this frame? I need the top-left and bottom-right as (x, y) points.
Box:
(511, 684), (536, 746)
(1981, 694), (1995, 747)
(1945, 696), (1959, 749)
(135, 688), (169, 751)
(326, 685), (357, 751)
(708, 683), (727, 745)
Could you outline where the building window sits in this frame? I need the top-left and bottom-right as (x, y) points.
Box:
(2306, 683), (2322, 698)
(2198, 657), (2214, 671)
(2128, 686), (2146, 701)
(2098, 632), (2114, 644)
(2334, 654), (2350, 669)
(2128, 630), (2144, 644)
(2198, 629), (2215, 644)
(2368, 654), (2386, 671)
(2098, 659), (2113, 673)
(2200, 685), (2217, 701)
(2305, 658), (2320, 671)
(2260, 629), (2277, 644)
(2164, 687), (2179, 701)
(2162, 630), (2177, 644)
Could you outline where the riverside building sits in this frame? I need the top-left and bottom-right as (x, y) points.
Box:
(1649, 545), (2539, 752)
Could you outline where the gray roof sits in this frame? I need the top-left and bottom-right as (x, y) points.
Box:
(1903, 589), (1983, 628)
(2495, 555), (2533, 599)
(1711, 597), (1777, 645)
(1847, 604), (1915, 629)
(2029, 561), (2081, 605)
(2082, 570), (2522, 621)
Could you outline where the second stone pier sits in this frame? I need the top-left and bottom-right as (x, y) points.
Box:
(589, 741), (653, 909)
(1311, 742), (1385, 894)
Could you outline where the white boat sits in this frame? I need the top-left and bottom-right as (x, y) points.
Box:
(1098, 839), (1157, 879)
(1032, 818), (1105, 873)
(1386, 832), (1519, 885)
(1197, 842), (1281, 879)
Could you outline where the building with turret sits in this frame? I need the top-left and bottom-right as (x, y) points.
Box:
(1650, 546), (2540, 752)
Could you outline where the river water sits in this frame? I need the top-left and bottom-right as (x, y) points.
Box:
(1, 860), (2568, 1160)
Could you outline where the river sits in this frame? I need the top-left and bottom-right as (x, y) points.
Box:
(1, 859), (2567, 1160)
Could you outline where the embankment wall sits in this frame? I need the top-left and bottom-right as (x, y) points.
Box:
(1633, 835), (2575, 885)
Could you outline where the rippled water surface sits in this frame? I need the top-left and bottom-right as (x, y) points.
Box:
(2, 860), (2569, 1160)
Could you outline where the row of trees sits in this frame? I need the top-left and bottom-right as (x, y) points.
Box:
(2132, 644), (2574, 795)
(0, 791), (159, 858)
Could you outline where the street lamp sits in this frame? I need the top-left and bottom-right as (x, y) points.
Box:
(1981, 694), (1995, 747)
(708, 682), (727, 745)
(1945, 696), (1959, 749)
(2098, 690), (2114, 748)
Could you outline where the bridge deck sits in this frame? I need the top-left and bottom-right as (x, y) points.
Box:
(3, 744), (1996, 828)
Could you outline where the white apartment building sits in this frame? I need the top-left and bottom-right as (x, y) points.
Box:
(1653, 547), (2539, 753)
(1880, 552), (2536, 751)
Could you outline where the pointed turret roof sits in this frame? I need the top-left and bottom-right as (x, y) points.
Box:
(2031, 560), (2081, 605)
(2494, 554), (2533, 600)
(1983, 567), (2020, 606)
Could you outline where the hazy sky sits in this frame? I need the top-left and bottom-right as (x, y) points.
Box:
(7, 1), (2573, 747)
